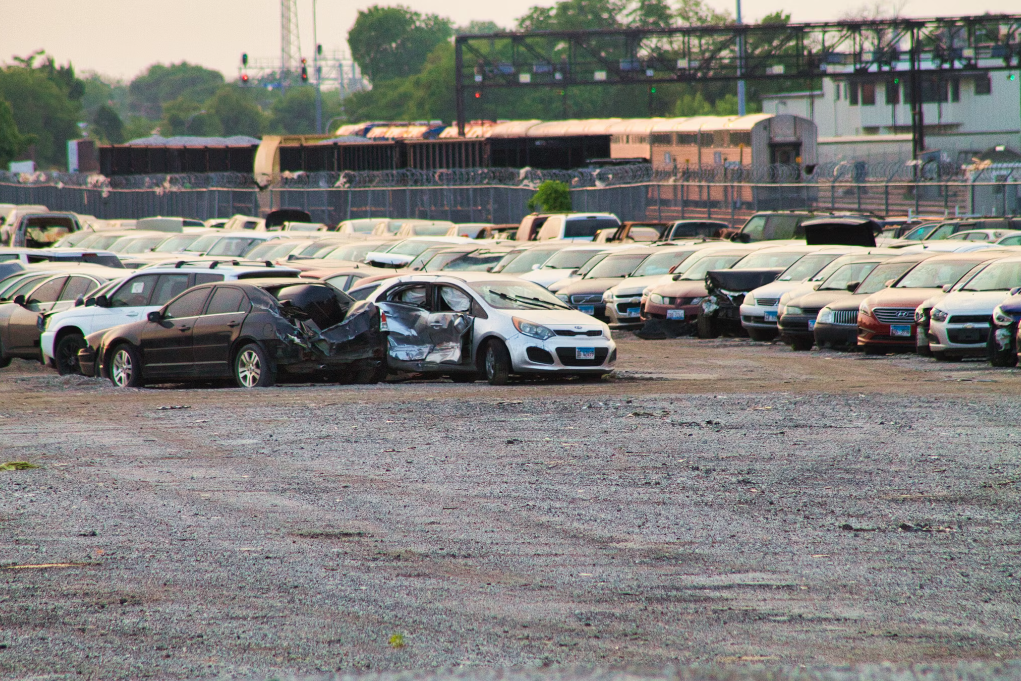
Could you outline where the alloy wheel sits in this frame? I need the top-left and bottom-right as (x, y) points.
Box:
(237, 349), (262, 388)
(111, 349), (133, 387)
(485, 346), (496, 379)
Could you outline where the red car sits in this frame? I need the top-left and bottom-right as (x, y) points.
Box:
(857, 251), (1011, 352)
(642, 249), (752, 326)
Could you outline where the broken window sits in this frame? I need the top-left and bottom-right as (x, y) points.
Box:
(437, 286), (472, 313)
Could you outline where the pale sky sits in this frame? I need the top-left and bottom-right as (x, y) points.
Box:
(4, 0), (1020, 81)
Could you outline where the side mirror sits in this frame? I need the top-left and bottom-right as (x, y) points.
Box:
(884, 279), (896, 288)
(1011, 287), (1021, 296)
(845, 281), (859, 292)
(485, 265), (494, 272)
(147, 310), (162, 323)
(812, 283), (821, 290)
(672, 273), (681, 281)
(941, 284), (953, 293)
(94, 294), (110, 308)
(531, 264), (541, 270)
(13, 294), (26, 307)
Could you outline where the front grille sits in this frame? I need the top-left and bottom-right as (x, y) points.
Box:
(802, 308), (822, 316)
(873, 307), (916, 324)
(526, 347), (555, 364)
(556, 347), (609, 367)
(948, 314), (991, 324)
(831, 310), (859, 325)
(616, 302), (641, 313)
(571, 294), (602, 304)
(554, 329), (602, 337)
(947, 328), (988, 344)
(756, 297), (779, 307)
(781, 320), (810, 331)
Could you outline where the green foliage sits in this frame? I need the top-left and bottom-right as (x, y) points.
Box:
(122, 116), (157, 142)
(128, 62), (224, 119)
(388, 633), (405, 649)
(207, 86), (264, 137)
(457, 20), (505, 35)
(267, 86), (344, 135)
(0, 99), (34, 168)
(528, 181), (572, 213)
(0, 461), (40, 471)
(518, 0), (624, 31)
(91, 104), (124, 144)
(348, 5), (453, 83)
(160, 97), (220, 137)
(0, 55), (84, 169)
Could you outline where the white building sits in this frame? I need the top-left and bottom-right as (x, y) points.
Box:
(762, 69), (1021, 164)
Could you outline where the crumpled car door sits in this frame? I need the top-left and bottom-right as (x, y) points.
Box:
(376, 301), (472, 368)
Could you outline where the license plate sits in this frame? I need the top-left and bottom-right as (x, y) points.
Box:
(579, 305), (595, 315)
(890, 324), (912, 337)
(763, 310), (777, 322)
(576, 347), (595, 360)
(666, 309), (685, 320)
(808, 319), (816, 331)
(626, 306), (641, 317)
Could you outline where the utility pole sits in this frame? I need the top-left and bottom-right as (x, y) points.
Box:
(736, 0), (746, 116)
(313, 0), (323, 133)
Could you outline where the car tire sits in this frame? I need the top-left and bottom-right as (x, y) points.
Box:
(916, 326), (932, 356)
(483, 339), (511, 386)
(932, 350), (962, 363)
(575, 373), (604, 382)
(234, 343), (276, 388)
(108, 344), (144, 388)
(0, 337), (10, 368)
(746, 328), (777, 342)
(788, 336), (814, 352)
(55, 333), (86, 376)
(697, 313), (721, 339)
(988, 326), (1018, 368)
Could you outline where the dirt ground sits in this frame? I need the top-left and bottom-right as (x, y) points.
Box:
(1, 335), (1020, 680)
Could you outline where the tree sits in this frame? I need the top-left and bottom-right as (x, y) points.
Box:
(207, 86), (264, 137)
(0, 99), (34, 168)
(92, 104), (124, 143)
(268, 87), (318, 134)
(160, 97), (221, 137)
(128, 62), (224, 119)
(528, 181), (572, 212)
(348, 5), (453, 83)
(518, 0), (625, 31)
(0, 61), (82, 168)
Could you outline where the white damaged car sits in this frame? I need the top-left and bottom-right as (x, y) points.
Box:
(370, 272), (615, 384)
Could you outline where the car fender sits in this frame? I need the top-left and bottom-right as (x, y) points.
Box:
(471, 330), (517, 369)
(46, 325), (87, 361)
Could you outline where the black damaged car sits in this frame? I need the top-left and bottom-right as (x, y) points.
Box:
(78, 278), (386, 388)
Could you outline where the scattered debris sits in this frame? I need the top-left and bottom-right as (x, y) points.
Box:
(2, 562), (97, 570)
(157, 405), (191, 411)
(0, 461), (39, 472)
(899, 523), (955, 533)
(840, 523), (880, 532)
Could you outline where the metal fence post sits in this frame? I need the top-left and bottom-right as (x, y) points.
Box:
(884, 183), (889, 216)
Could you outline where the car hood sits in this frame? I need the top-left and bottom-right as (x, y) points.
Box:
(860, 287), (940, 310)
(513, 309), (609, 328)
(748, 279), (809, 300)
(608, 274), (672, 297)
(934, 290), (1015, 314)
(557, 278), (624, 296)
(826, 294), (869, 311)
(649, 279), (709, 297)
(786, 290), (856, 309)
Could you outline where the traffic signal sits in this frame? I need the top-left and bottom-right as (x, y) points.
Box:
(241, 74), (249, 83)
(650, 86), (656, 93)
(474, 91), (481, 98)
(241, 53), (248, 67)
(301, 65), (309, 81)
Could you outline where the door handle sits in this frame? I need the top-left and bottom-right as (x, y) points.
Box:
(227, 321), (240, 328)
(126, 312), (138, 317)
(177, 326), (191, 332)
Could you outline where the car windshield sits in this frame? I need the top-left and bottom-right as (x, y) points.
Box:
(443, 250), (508, 272)
(184, 234), (221, 253)
(423, 251), (470, 272)
(325, 242), (384, 261)
(247, 241), (296, 259)
(895, 260), (982, 288)
(777, 253), (840, 281)
(407, 247), (449, 270)
(501, 249), (560, 274)
(76, 234), (123, 250)
(680, 254), (745, 280)
(818, 262), (881, 291)
(154, 234), (202, 253)
(855, 262), (917, 295)
(543, 249), (604, 269)
(902, 223), (939, 240)
(387, 241), (446, 257)
(961, 261), (1021, 292)
(734, 250), (809, 270)
(115, 236), (166, 254)
(631, 250), (695, 277)
(300, 240), (344, 256)
(408, 225), (451, 236)
(206, 237), (260, 257)
(585, 253), (649, 279)
(469, 281), (571, 310)
(564, 217), (620, 239)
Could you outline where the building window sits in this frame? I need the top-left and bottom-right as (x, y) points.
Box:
(664, 152), (672, 164)
(861, 82), (876, 105)
(729, 132), (751, 147)
(921, 76), (948, 103)
(849, 83), (859, 105)
(834, 83), (840, 100)
(678, 133), (698, 145)
(950, 78), (960, 102)
(975, 74), (992, 95)
(651, 133), (672, 145)
(886, 80), (900, 104)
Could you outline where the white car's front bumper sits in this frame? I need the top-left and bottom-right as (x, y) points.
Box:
(928, 318), (991, 353)
(739, 301), (780, 330)
(505, 332), (617, 373)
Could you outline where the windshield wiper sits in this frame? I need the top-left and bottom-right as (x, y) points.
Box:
(492, 291), (569, 310)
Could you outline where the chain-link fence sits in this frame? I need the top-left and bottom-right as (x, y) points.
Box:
(2, 165), (1019, 227)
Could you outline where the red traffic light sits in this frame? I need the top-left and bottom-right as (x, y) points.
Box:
(301, 65), (309, 81)
(474, 91), (481, 98)
(241, 74), (249, 83)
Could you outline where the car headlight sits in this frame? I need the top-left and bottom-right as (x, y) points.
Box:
(818, 308), (834, 324)
(930, 308), (949, 323)
(993, 306), (1016, 326)
(649, 293), (664, 304)
(785, 306), (803, 315)
(513, 317), (556, 340)
(915, 308), (928, 323)
(690, 297), (703, 305)
(602, 290), (613, 303)
(555, 294), (569, 303)
(859, 304), (873, 318)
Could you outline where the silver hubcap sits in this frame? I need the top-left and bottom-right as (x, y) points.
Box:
(237, 349), (261, 388)
(485, 347), (496, 378)
(111, 349), (133, 387)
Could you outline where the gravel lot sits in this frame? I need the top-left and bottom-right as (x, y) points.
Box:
(1, 335), (1020, 680)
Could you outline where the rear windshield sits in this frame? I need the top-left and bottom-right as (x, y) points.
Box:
(206, 237), (261, 257)
(818, 262), (881, 291)
(325, 242), (385, 261)
(895, 260), (984, 289)
(77, 234), (123, 250)
(631, 250), (696, 277)
(680, 254), (745, 280)
(543, 249), (604, 269)
(115, 236), (166, 254)
(586, 253), (649, 279)
(154, 234), (202, 253)
(855, 262), (916, 295)
(443, 251), (507, 272)
(410, 225), (451, 236)
(669, 222), (725, 239)
(387, 241), (444, 257)
(564, 218), (620, 239)
(185, 234), (221, 253)
(961, 261), (1021, 292)
(777, 253), (840, 282)
(501, 249), (559, 274)
(734, 250), (808, 270)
